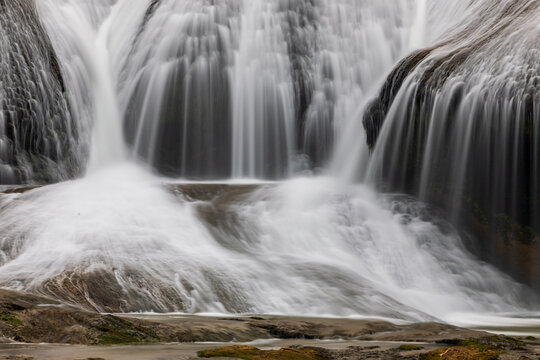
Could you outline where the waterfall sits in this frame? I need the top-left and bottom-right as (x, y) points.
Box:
(87, 2), (127, 168)
(0, 0), (82, 184)
(35, 0), (151, 171)
(119, 0), (239, 178)
(409, 0), (427, 49)
(231, 0), (296, 179)
(33, 0), (422, 179)
(357, 0), (540, 288)
(0, 0), (538, 324)
(0, 165), (534, 319)
(324, 0), (416, 179)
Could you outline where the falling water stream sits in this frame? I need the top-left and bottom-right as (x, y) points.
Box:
(0, 0), (538, 330)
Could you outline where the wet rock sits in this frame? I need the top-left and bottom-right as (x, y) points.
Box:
(361, 0), (540, 291)
(198, 345), (325, 360)
(0, 288), (537, 360)
(0, 0), (82, 184)
(0, 289), (159, 345)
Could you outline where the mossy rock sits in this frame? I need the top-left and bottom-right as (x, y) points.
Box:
(484, 336), (525, 349)
(0, 312), (22, 327)
(94, 315), (159, 345)
(422, 338), (508, 360)
(441, 337), (524, 350)
(420, 346), (501, 360)
(398, 344), (424, 351)
(494, 213), (535, 245)
(198, 345), (326, 360)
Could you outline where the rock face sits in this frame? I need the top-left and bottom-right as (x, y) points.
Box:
(0, 289), (518, 343)
(362, 0), (540, 290)
(0, 0), (82, 184)
(0, 289), (538, 359)
(0, 289), (158, 345)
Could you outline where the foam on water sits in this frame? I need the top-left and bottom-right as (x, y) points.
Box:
(0, 165), (535, 322)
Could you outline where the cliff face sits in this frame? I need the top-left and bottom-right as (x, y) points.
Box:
(0, 0), (81, 184)
(363, 0), (540, 289)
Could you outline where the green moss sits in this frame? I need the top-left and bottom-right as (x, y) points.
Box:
(94, 315), (159, 345)
(448, 337), (524, 350)
(485, 336), (524, 348)
(421, 339), (501, 360)
(525, 336), (536, 340)
(463, 196), (489, 225)
(398, 344), (424, 351)
(457, 339), (495, 351)
(422, 336), (525, 360)
(0, 312), (22, 327)
(494, 213), (535, 245)
(198, 345), (326, 360)
(419, 346), (501, 360)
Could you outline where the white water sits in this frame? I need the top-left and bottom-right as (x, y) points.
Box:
(36, 0), (148, 170)
(409, 0), (427, 49)
(231, 0), (296, 178)
(0, 0), (537, 326)
(0, 0), (82, 183)
(0, 164), (534, 321)
(344, 0), (540, 244)
(87, 3), (127, 168)
(308, 0), (415, 173)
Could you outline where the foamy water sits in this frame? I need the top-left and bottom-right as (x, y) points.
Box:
(0, 164), (536, 323)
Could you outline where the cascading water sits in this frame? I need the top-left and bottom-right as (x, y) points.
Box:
(120, 0), (240, 178)
(91, 0), (421, 179)
(0, 0), (538, 327)
(231, 0), (296, 179)
(0, 166), (534, 320)
(305, 0), (415, 169)
(0, 0), (82, 184)
(35, 0), (150, 170)
(357, 0), (540, 289)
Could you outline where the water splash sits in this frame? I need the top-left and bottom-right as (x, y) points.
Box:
(0, 166), (533, 320)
